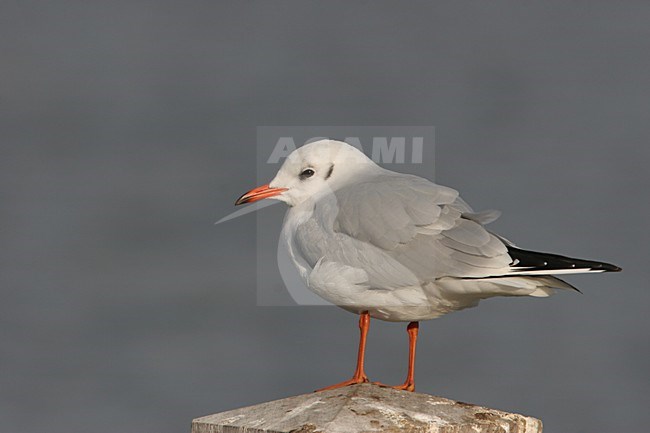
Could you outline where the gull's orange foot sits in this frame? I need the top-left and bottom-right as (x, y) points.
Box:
(372, 381), (415, 392)
(315, 375), (369, 392)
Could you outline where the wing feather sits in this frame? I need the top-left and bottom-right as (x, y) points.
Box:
(439, 232), (507, 257)
(333, 174), (458, 250)
(442, 218), (491, 247)
(331, 173), (512, 281)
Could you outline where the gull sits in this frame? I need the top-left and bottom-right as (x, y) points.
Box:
(235, 139), (621, 392)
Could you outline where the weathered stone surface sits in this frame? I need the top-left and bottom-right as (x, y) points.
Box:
(192, 384), (542, 433)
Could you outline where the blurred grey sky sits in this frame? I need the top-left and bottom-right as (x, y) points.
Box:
(1, 2), (649, 433)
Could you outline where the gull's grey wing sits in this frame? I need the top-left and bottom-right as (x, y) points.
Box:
(333, 173), (459, 250)
(331, 173), (514, 280)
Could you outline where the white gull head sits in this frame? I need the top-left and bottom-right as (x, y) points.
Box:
(236, 139), (378, 207)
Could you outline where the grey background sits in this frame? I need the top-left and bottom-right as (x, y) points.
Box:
(1, 2), (648, 433)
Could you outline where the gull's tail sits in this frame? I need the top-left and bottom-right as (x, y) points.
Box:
(443, 242), (620, 300)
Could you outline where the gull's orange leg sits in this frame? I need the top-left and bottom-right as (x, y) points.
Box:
(374, 321), (419, 392)
(316, 311), (371, 391)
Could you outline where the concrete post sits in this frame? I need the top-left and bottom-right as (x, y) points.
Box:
(192, 384), (542, 433)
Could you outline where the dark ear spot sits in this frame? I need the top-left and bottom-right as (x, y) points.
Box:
(325, 164), (334, 180)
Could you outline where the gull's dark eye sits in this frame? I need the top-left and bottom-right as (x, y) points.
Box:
(300, 168), (315, 179)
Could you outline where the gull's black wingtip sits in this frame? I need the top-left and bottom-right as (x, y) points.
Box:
(600, 262), (622, 272)
(506, 246), (622, 273)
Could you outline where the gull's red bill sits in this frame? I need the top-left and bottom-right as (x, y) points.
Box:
(235, 184), (287, 205)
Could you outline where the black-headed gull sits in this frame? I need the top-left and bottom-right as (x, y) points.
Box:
(235, 139), (620, 392)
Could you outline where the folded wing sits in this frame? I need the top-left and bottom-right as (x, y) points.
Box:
(332, 173), (513, 281)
